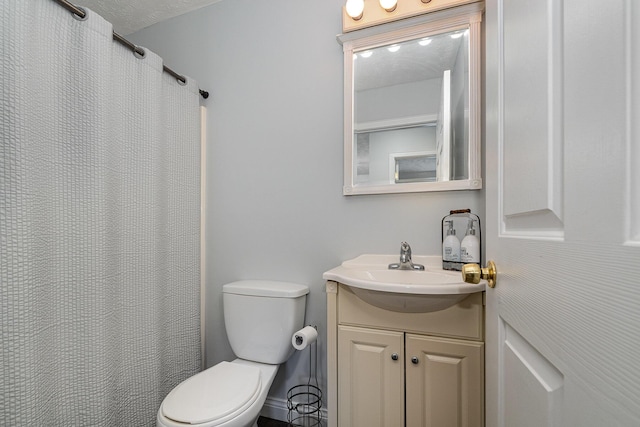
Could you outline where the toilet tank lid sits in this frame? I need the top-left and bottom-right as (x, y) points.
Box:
(223, 280), (309, 298)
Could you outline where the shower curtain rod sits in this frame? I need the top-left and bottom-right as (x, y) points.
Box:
(53, 0), (209, 99)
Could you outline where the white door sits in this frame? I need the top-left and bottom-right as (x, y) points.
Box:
(485, 0), (640, 426)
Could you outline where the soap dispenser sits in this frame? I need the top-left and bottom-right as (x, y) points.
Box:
(442, 209), (481, 270)
(442, 220), (460, 263)
(460, 219), (480, 264)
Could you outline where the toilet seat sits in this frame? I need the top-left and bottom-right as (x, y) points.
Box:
(161, 361), (261, 426)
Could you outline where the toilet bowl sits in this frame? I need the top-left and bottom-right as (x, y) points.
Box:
(157, 359), (278, 427)
(156, 280), (309, 427)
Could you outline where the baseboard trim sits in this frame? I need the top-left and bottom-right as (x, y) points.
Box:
(261, 396), (328, 424)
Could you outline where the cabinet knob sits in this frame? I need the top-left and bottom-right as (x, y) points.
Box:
(391, 353), (399, 361)
(411, 356), (419, 364)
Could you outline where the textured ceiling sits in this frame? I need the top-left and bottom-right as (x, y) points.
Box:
(355, 30), (465, 91)
(77, 0), (223, 35)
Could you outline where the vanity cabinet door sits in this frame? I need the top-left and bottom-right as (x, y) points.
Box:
(405, 334), (484, 427)
(337, 325), (404, 427)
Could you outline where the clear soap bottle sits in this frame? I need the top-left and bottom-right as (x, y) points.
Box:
(442, 220), (460, 262)
(460, 219), (480, 264)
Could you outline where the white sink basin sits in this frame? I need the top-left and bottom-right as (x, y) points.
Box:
(323, 254), (485, 313)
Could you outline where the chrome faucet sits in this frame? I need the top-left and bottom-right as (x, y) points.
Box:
(388, 242), (425, 271)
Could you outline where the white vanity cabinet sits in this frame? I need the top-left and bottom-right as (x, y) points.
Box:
(327, 281), (484, 427)
(405, 333), (483, 427)
(338, 325), (404, 426)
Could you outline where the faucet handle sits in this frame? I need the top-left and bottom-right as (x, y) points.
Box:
(399, 242), (411, 263)
(390, 242), (424, 270)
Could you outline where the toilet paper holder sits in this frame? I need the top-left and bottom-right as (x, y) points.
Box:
(292, 325), (318, 351)
(287, 325), (323, 426)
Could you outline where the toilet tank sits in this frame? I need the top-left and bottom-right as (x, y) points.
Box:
(223, 280), (309, 365)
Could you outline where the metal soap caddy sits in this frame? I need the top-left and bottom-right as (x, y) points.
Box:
(441, 208), (482, 271)
(287, 326), (322, 426)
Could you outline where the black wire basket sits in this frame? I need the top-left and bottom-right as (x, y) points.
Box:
(286, 326), (323, 426)
(286, 383), (322, 426)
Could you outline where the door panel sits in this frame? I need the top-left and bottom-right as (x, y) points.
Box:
(632, 0), (640, 243)
(502, 322), (563, 427)
(502, 0), (563, 236)
(486, 0), (640, 425)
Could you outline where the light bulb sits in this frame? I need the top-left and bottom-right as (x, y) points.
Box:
(379, 0), (397, 12)
(450, 32), (464, 39)
(345, 0), (365, 20)
(360, 50), (373, 58)
(418, 38), (432, 46)
(387, 44), (401, 53)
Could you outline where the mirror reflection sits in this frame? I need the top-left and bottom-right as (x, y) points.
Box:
(353, 28), (469, 188)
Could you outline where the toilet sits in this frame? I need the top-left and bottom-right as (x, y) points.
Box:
(157, 280), (309, 427)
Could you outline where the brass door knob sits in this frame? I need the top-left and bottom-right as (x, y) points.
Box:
(462, 260), (497, 288)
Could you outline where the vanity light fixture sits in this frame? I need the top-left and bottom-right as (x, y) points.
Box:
(345, 0), (365, 20)
(379, 0), (397, 13)
(342, 0), (481, 32)
(418, 37), (432, 46)
(387, 44), (401, 52)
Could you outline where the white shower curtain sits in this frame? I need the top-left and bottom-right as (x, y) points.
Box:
(1, 2), (201, 425)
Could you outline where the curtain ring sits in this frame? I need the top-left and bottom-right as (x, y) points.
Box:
(133, 46), (146, 59)
(72, 6), (88, 21)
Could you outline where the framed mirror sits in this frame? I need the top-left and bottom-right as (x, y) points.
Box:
(338, 3), (483, 195)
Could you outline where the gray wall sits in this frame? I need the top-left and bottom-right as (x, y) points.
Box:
(131, 0), (484, 418)
(356, 78), (442, 123)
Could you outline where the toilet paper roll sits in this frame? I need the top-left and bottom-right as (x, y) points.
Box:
(292, 326), (318, 351)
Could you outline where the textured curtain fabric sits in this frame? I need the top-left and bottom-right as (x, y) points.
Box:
(1, 2), (201, 425)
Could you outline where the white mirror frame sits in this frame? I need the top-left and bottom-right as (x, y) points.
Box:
(338, 2), (484, 195)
